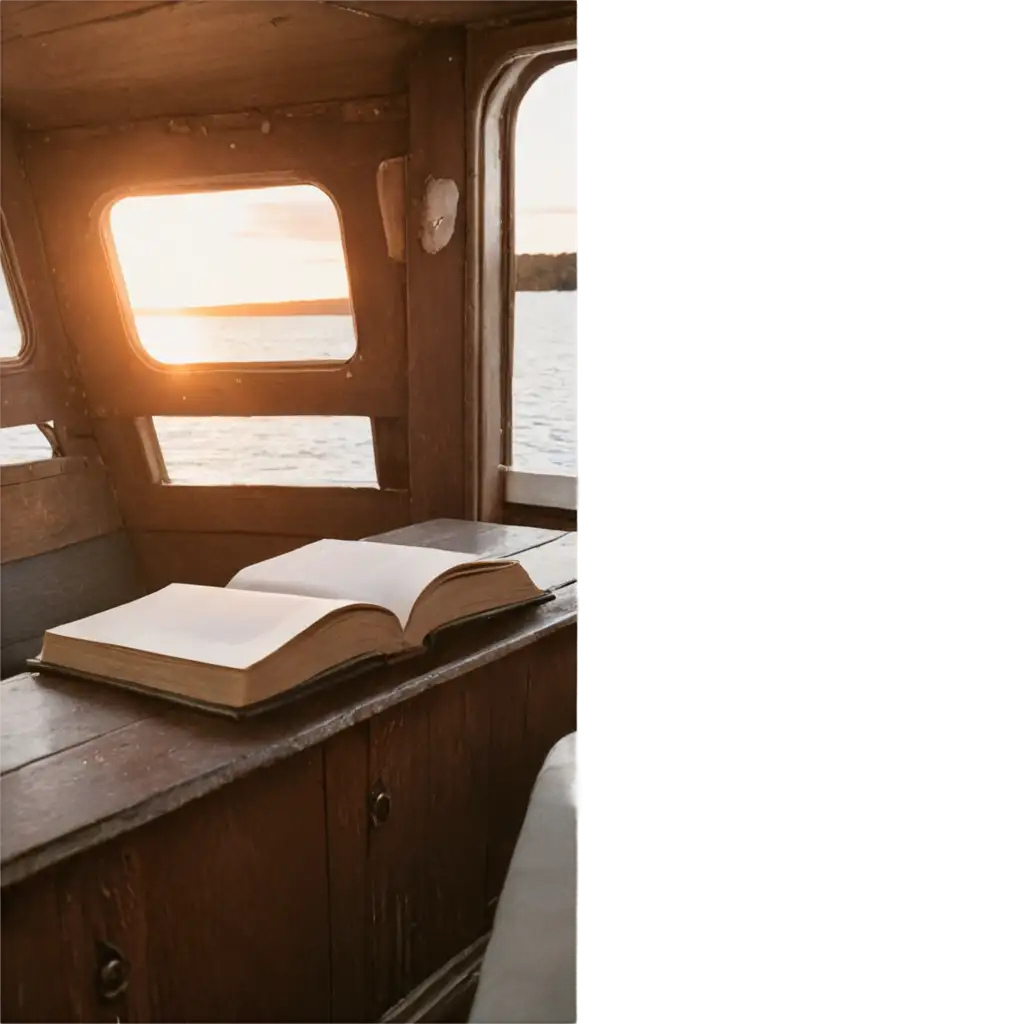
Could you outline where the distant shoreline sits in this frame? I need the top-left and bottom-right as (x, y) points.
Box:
(135, 297), (353, 318)
(135, 253), (577, 317)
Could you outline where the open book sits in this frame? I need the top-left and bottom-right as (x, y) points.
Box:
(33, 540), (549, 712)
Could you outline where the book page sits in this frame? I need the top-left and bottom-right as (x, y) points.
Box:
(46, 584), (368, 670)
(226, 539), (491, 628)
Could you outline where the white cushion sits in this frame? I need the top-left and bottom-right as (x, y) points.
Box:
(470, 732), (577, 1023)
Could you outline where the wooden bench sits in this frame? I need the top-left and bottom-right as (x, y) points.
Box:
(0, 456), (144, 677)
(0, 519), (577, 1023)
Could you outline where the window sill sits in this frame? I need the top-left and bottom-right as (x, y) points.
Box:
(503, 468), (577, 511)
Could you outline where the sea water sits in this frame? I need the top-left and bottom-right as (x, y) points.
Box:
(0, 292), (576, 480)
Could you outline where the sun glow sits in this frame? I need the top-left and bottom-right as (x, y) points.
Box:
(108, 185), (351, 311)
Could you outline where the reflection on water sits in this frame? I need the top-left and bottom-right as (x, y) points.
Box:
(0, 294), (576, 478)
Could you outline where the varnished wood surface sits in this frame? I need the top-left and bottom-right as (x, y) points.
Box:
(1, 749), (333, 1023)
(0, 520), (576, 889)
(406, 30), (469, 521)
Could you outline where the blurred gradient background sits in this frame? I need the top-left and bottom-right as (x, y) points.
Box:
(585, 4), (1024, 1019)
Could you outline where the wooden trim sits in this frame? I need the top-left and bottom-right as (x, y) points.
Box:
(0, 123), (100, 461)
(131, 532), (318, 590)
(117, 483), (410, 538)
(0, 455), (91, 487)
(19, 112), (409, 424)
(0, 367), (66, 428)
(504, 468), (577, 510)
(0, 212), (32, 368)
(0, 465), (123, 563)
(405, 30), (470, 521)
(380, 934), (488, 1023)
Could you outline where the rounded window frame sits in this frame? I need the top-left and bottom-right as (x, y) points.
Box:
(99, 177), (358, 374)
(0, 212), (36, 369)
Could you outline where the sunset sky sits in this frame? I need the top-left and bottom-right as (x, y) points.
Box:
(109, 62), (576, 311)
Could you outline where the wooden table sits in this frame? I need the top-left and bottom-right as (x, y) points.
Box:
(0, 520), (577, 1024)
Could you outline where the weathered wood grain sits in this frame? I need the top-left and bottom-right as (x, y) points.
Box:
(2, 747), (332, 1022)
(0, 465), (123, 563)
(0, 671), (156, 774)
(367, 693), (433, 1017)
(118, 483), (410, 537)
(406, 30), (469, 521)
(132, 530), (316, 590)
(324, 722), (372, 1022)
(2, 2), (422, 129)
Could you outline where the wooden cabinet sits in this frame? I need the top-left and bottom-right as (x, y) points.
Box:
(1, 522), (576, 1022)
(0, 627), (576, 1023)
(1, 750), (331, 1023)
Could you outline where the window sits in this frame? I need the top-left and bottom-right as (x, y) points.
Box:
(152, 416), (377, 487)
(109, 185), (375, 487)
(510, 60), (577, 505)
(0, 422), (55, 465)
(108, 185), (355, 365)
(0, 257), (25, 361)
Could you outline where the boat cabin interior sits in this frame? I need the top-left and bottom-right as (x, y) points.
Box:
(0, 2), (577, 1021)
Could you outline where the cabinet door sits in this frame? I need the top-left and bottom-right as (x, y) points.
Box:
(2, 749), (332, 1023)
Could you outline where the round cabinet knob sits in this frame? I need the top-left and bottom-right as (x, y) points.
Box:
(369, 783), (392, 826)
(96, 941), (131, 1001)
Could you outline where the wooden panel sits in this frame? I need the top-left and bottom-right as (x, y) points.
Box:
(0, 455), (89, 486)
(483, 646), (533, 908)
(0, 2), (172, 42)
(325, 722), (371, 1022)
(0, 531), (143, 676)
(367, 694), (433, 1017)
(2, 838), (152, 1023)
(128, 750), (331, 1022)
(118, 483), (409, 537)
(2, 1), (422, 129)
(406, 30), (469, 521)
(0, 121), (93, 438)
(0, 869), (78, 1023)
(421, 674), (491, 974)
(524, 626), (577, 776)
(133, 530), (316, 590)
(2, 748), (331, 1023)
(20, 114), (407, 426)
(483, 627), (576, 912)
(0, 367), (67, 429)
(0, 465), (122, 563)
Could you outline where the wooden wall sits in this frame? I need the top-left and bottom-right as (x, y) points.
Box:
(0, 627), (576, 1023)
(0, 5), (576, 612)
(1, 119), (141, 674)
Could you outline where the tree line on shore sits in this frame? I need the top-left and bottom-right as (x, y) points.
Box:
(137, 253), (577, 317)
(515, 252), (576, 291)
